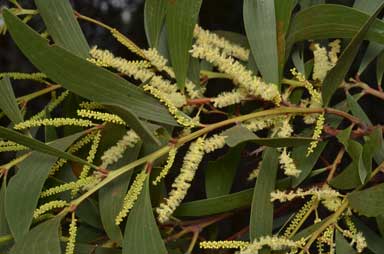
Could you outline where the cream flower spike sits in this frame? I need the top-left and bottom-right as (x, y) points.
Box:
(156, 138), (205, 223)
(193, 25), (250, 61)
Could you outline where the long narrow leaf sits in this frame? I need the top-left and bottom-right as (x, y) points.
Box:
(166, 0), (202, 89)
(322, 3), (384, 106)
(244, 0), (279, 84)
(34, 0), (89, 57)
(144, 0), (167, 48)
(2, 9), (176, 126)
(0, 77), (23, 124)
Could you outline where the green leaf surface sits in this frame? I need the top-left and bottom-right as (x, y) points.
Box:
(99, 125), (142, 244)
(10, 216), (62, 254)
(175, 189), (253, 217)
(166, 0), (202, 89)
(377, 215), (384, 236)
(34, 0), (89, 58)
(291, 141), (326, 187)
(122, 179), (167, 254)
(5, 132), (84, 241)
(222, 125), (313, 147)
(103, 103), (161, 147)
(0, 178), (9, 236)
(275, 0), (297, 76)
(0, 126), (92, 167)
(244, 0), (279, 84)
(250, 148), (279, 240)
(346, 93), (372, 124)
(330, 163), (361, 190)
(353, 216), (384, 254)
(357, 42), (383, 75)
(2, 10), (176, 126)
(321, 3), (384, 106)
(0, 77), (23, 124)
(348, 183), (384, 217)
(299, 0), (324, 9)
(336, 230), (356, 254)
(377, 50), (384, 85)
(287, 4), (384, 51)
(76, 199), (103, 229)
(144, 0), (167, 48)
(353, 0), (383, 13)
(205, 146), (242, 198)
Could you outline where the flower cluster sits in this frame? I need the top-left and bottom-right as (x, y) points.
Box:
(0, 140), (27, 152)
(65, 213), (78, 254)
(153, 147), (177, 185)
(77, 109), (126, 125)
(143, 85), (198, 127)
(204, 134), (227, 153)
(190, 43), (281, 105)
(30, 90), (70, 121)
(284, 197), (317, 238)
(110, 28), (145, 58)
(0, 72), (47, 81)
(156, 138), (205, 223)
(312, 40), (341, 81)
(212, 89), (246, 108)
(40, 176), (99, 198)
(279, 148), (301, 177)
(115, 170), (148, 225)
(193, 25), (250, 61)
(100, 129), (140, 168)
(307, 113), (325, 156)
(13, 118), (94, 130)
(239, 236), (304, 254)
(33, 200), (68, 219)
(200, 240), (249, 250)
(77, 131), (102, 185)
(49, 132), (97, 176)
(270, 186), (341, 202)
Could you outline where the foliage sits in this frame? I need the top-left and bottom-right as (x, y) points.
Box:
(1, 0), (384, 253)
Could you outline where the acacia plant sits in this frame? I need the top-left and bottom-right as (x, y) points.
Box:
(1, 0), (384, 253)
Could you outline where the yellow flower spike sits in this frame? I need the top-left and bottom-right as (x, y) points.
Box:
(77, 131), (102, 181)
(100, 129), (140, 168)
(78, 101), (104, 110)
(190, 43), (281, 105)
(115, 170), (148, 225)
(312, 44), (334, 82)
(307, 113), (325, 156)
(0, 140), (27, 152)
(0, 72), (47, 81)
(49, 132), (97, 176)
(33, 200), (68, 219)
(156, 138), (205, 223)
(40, 176), (99, 198)
(270, 186), (341, 203)
(200, 240), (249, 250)
(13, 118), (94, 130)
(153, 147), (177, 186)
(283, 196), (316, 238)
(77, 109), (126, 125)
(328, 39), (341, 65)
(291, 68), (322, 105)
(239, 236), (304, 254)
(110, 28), (146, 58)
(204, 134), (227, 153)
(29, 90), (70, 121)
(65, 213), (77, 254)
(212, 89), (246, 108)
(279, 148), (301, 177)
(143, 85), (198, 127)
(193, 25), (250, 61)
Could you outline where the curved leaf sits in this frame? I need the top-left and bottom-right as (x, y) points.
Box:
(144, 0), (167, 48)
(175, 189), (253, 217)
(5, 132), (84, 241)
(348, 183), (384, 217)
(244, 0), (279, 84)
(34, 0), (89, 57)
(166, 0), (202, 89)
(0, 77), (23, 124)
(322, 3), (384, 106)
(250, 148), (279, 240)
(287, 4), (384, 50)
(2, 9), (176, 126)
(10, 216), (62, 254)
(336, 230), (356, 254)
(0, 126), (92, 167)
(122, 179), (166, 254)
(222, 125), (313, 147)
